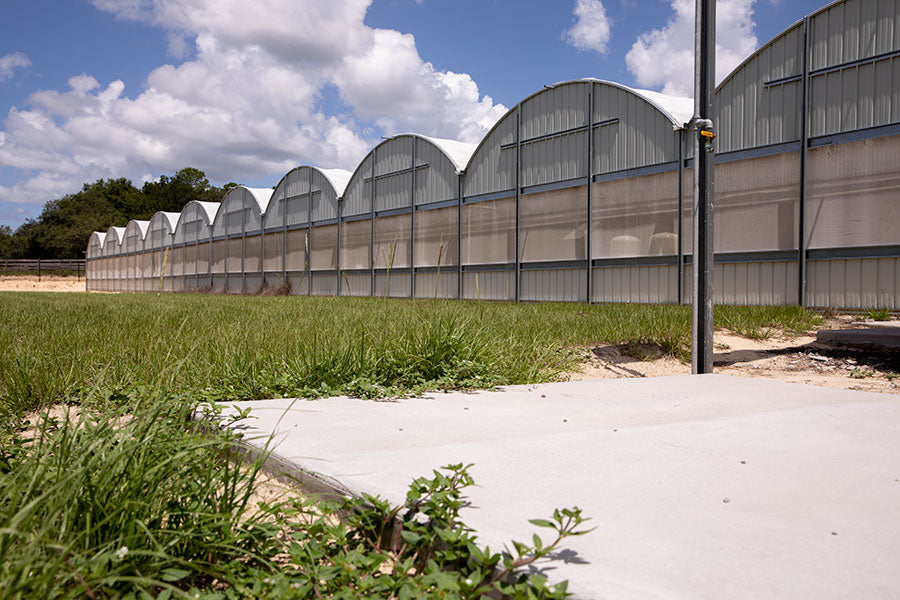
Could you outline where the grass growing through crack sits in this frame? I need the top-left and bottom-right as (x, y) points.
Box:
(1, 292), (821, 418)
(1, 397), (590, 599)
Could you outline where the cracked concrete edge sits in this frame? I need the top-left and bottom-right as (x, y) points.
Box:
(191, 407), (590, 599)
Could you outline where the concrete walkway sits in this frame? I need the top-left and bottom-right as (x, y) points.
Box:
(218, 375), (900, 600)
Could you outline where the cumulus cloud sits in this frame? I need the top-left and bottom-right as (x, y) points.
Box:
(0, 0), (505, 212)
(564, 0), (612, 54)
(625, 0), (758, 97)
(0, 52), (31, 81)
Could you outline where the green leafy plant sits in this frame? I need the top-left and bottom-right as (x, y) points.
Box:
(866, 307), (891, 322)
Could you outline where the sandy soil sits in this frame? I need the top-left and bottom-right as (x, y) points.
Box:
(0, 275), (87, 292)
(567, 316), (900, 395)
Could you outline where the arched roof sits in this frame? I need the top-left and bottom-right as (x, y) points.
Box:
(271, 166), (353, 199)
(152, 211), (181, 232)
(103, 227), (126, 254)
(390, 134), (477, 173)
(463, 78), (692, 174)
(342, 133), (468, 216)
(174, 202), (217, 230)
(318, 168), (353, 197)
(89, 231), (106, 249)
(124, 220), (150, 239)
(242, 186), (274, 214)
(106, 226), (126, 246)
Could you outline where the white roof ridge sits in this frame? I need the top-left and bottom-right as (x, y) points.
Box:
(317, 168), (353, 196)
(392, 133), (478, 172)
(550, 78), (695, 129)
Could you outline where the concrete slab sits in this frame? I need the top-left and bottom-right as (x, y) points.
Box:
(817, 328), (900, 351)
(218, 375), (900, 600)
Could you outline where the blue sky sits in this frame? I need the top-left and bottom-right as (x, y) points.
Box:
(0, 0), (825, 228)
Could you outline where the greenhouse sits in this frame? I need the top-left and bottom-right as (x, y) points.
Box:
(85, 0), (900, 309)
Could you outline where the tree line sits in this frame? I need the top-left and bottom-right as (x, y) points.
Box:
(0, 168), (234, 259)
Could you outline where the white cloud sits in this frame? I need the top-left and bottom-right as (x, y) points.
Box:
(564, 0), (612, 54)
(0, 0), (505, 211)
(0, 52), (31, 81)
(625, 0), (758, 97)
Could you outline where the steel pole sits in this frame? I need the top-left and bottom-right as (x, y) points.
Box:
(692, 0), (715, 374)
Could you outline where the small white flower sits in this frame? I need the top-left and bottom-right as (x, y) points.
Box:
(115, 546), (129, 560)
(465, 578), (473, 585)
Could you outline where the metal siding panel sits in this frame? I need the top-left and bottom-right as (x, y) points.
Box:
(464, 112), (517, 197)
(343, 157), (372, 217)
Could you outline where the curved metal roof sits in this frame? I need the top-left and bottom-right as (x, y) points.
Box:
(89, 231), (106, 249)
(272, 166), (353, 198)
(464, 78), (692, 173)
(124, 219), (150, 239)
(244, 187), (274, 214)
(318, 168), (353, 197)
(390, 133), (477, 172)
(715, 0), (849, 92)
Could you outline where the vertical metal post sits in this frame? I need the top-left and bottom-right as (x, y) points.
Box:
(410, 138), (416, 299)
(37, 258), (41, 282)
(586, 83), (594, 304)
(371, 151), (376, 297)
(282, 179), (288, 290)
(515, 107), (522, 302)
(336, 195), (342, 297)
(307, 168), (313, 296)
(799, 16), (811, 307)
(692, 0), (715, 374)
(457, 177), (463, 299)
(240, 207), (246, 294)
(677, 129), (685, 304)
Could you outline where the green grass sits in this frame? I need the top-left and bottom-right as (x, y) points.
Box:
(1, 397), (587, 599)
(0, 292), (821, 418)
(0, 293), (821, 598)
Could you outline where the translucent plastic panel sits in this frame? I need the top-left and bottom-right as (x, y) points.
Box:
(375, 214), (411, 269)
(211, 240), (226, 274)
(245, 235), (262, 272)
(715, 152), (799, 252)
(592, 171), (679, 258)
(172, 246), (184, 276)
(226, 237), (242, 273)
(462, 197), (515, 265)
(340, 220), (372, 270)
(196, 242), (210, 274)
(286, 229), (307, 271)
(264, 230), (284, 272)
(414, 206), (458, 267)
(521, 186), (587, 262)
(182, 246), (196, 275)
(807, 137), (900, 249)
(285, 194), (310, 227)
(310, 224), (338, 271)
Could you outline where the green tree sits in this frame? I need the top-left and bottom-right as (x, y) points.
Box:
(0, 168), (227, 259)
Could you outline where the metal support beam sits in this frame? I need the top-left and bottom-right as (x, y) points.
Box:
(692, 0), (715, 375)
(799, 16), (810, 307)
(515, 107), (521, 303)
(410, 137), (416, 299)
(370, 151), (376, 297)
(677, 129), (685, 304)
(457, 176), (463, 299)
(586, 82), (594, 304)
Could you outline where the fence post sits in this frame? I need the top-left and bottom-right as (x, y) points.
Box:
(38, 259), (41, 282)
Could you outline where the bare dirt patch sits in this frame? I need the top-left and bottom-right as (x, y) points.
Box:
(0, 275), (86, 292)
(567, 318), (900, 395)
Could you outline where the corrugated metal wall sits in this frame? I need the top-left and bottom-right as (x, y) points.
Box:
(88, 2), (900, 309)
(592, 82), (681, 172)
(715, 24), (804, 153)
(462, 110), (517, 198)
(809, 0), (900, 136)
